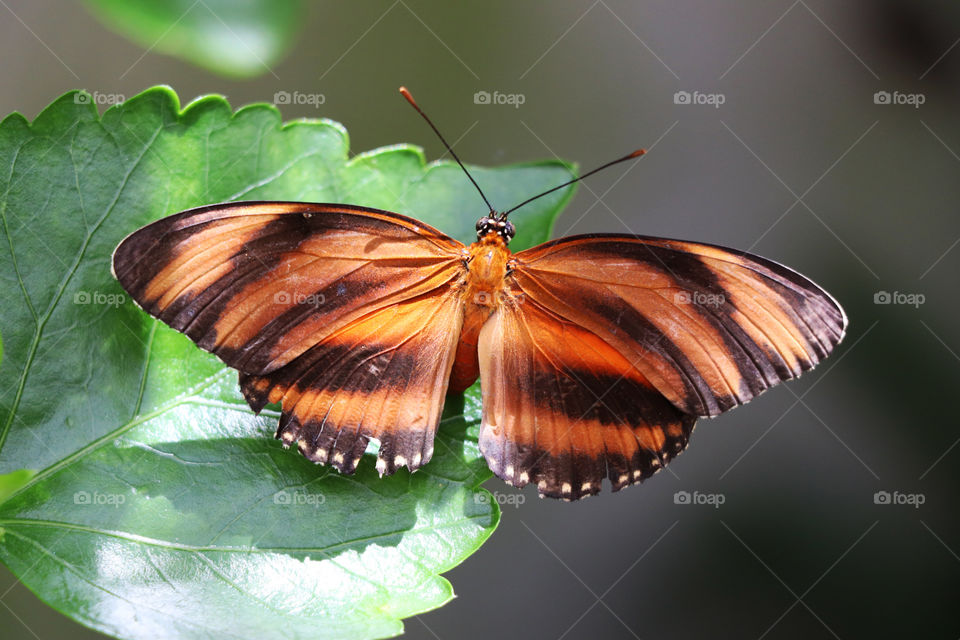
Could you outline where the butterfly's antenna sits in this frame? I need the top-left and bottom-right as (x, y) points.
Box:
(399, 86), (495, 214)
(500, 149), (646, 219)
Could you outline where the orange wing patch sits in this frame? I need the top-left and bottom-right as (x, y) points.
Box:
(477, 296), (696, 500)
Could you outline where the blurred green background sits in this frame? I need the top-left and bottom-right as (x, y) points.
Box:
(1, 1), (958, 638)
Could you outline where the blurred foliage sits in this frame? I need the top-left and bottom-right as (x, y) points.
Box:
(82, 0), (306, 77)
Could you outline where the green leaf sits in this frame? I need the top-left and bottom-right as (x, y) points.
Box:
(0, 86), (575, 640)
(0, 468), (34, 505)
(82, 0), (306, 77)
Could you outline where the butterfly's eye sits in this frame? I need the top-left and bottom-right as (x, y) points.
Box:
(476, 217), (494, 233)
(476, 216), (498, 239)
(504, 221), (516, 239)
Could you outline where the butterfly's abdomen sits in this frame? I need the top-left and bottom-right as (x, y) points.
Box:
(449, 233), (512, 392)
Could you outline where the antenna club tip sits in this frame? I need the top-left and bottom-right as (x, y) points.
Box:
(630, 149), (647, 158)
(398, 86), (417, 107)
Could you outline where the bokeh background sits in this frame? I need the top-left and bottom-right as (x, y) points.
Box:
(1, 1), (958, 638)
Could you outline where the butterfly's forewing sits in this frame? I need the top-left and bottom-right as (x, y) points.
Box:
(113, 202), (467, 473)
(510, 234), (846, 417)
(478, 298), (696, 500)
(476, 234), (845, 498)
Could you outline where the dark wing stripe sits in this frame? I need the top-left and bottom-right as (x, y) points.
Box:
(514, 270), (724, 413)
(240, 258), (460, 371)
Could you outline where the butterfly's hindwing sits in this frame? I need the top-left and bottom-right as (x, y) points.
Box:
(241, 284), (464, 474)
(478, 297), (696, 500)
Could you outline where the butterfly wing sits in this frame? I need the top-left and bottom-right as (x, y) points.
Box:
(113, 201), (467, 473)
(478, 297), (696, 500)
(510, 234), (847, 417)
(477, 233), (845, 499)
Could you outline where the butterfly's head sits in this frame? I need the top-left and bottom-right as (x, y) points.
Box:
(476, 215), (516, 243)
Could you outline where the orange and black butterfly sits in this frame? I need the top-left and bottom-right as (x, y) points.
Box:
(112, 88), (846, 500)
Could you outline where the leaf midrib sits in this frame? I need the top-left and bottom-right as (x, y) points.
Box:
(0, 513), (493, 556)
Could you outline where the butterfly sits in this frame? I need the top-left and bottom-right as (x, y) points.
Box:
(112, 87), (847, 500)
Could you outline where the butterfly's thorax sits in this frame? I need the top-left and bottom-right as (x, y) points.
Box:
(449, 231), (513, 392)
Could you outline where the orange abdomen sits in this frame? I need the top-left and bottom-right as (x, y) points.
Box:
(448, 232), (511, 392)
